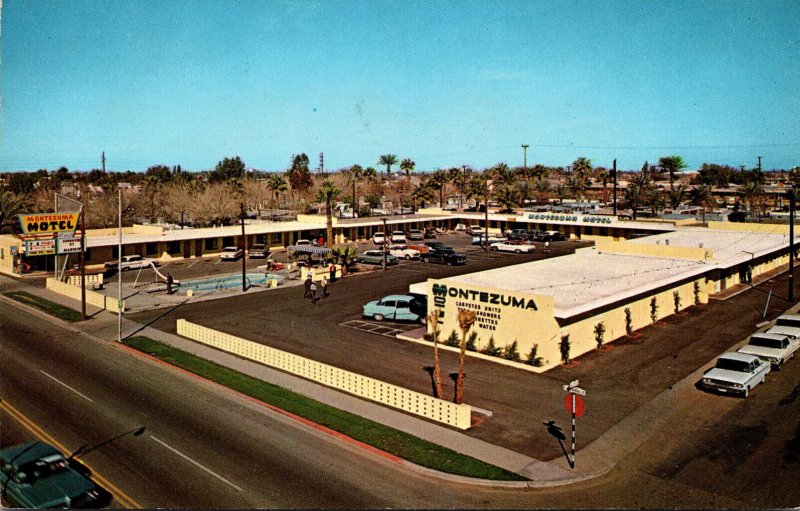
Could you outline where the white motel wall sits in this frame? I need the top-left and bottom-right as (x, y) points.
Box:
(419, 222), (798, 372)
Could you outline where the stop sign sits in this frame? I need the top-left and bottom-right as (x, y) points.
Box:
(565, 393), (586, 417)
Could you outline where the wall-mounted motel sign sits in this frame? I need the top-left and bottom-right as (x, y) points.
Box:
(18, 213), (80, 235)
(25, 239), (56, 256)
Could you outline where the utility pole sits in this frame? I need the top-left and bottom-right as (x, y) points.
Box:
(790, 189), (795, 303)
(521, 144), (529, 171)
(740, 165), (745, 173)
(757, 156), (763, 173)
(79, 201), (87, 320)
(612, 159), (618, 216)
(382, 217), (388, 270)
(102, 151), (106, 173)
(241, 203), (247, 292)
(117, 186), (122, 342)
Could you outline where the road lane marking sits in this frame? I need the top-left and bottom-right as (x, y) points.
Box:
(150, 436), (243, 492)
(0, 400), (142, 509)
(187, 259), (200, 269)
(39, 370), (94, 402)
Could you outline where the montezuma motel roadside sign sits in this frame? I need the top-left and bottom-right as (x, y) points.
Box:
(18, 213), (80, 235)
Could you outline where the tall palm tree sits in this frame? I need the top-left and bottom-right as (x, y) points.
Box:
(494, 183), (520, 211)
(740, 181), (765, 218)
(347, 164), (363, 211)
(572, 157), (593, 182)
(658, 155), (686, 191)
(594, 167), (610, 203)
(411, 181), (435, 211)
(427, 308), (444, 399)
(689, 184), (712, 223)
(266, 173), (288, 208)
(533, 176), (551, 204)
(316, 181), (341, 247)
(378, 154), (398, 179)
(491, 163), (515, 186)
(431, 169), (448, 207)
(466, 176), (493, 252)
(668, 183), (687, 209)
(400, 158), (415, 180)
(455, 308), (477, 405)
(448, 167), (465, 208)
(0, 186), (26, 234)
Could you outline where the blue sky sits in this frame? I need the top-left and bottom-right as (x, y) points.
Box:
(1, 0), (798, 172)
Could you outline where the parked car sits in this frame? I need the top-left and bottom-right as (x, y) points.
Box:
(767, 314), (800, 338)
(362, 294), (427, 323)
(388, 244), (420, 260)
(390, 230), (407, 244)
(407, 229), (424, 241)
(421, 248), (467, 265)
(104, 254), (159, 272)
(248, 243), (269, 258)
(537, 230), (567, 242)
(465, 225), (484, 236)
(701, 352), (770, 397)
(0, 440), (112, 509)
(372, 232), (387, 245)
(738, 332), (800, 369)
(423, 241), (449, 251)
(220, 246), (244, 260)
(358, 250), (399, 265)
(423, 227), (438, 238)
(472, 233), (507, 245)
(490, 240), (536, 253)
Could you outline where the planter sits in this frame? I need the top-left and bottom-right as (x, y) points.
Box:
(562, 360), (581, 369)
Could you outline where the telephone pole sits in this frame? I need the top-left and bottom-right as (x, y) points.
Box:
(102, 151), (106, 173)
(612, 159), (618, 216)
(521, 144), (529, 171)
(757, 156), (763, 173)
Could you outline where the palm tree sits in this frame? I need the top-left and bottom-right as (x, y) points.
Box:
(491, 163), (515, 186)
(740, 181), (765, 218)
(534, 176), (551, 204)
(427, 308), (444, 399)
(594, 167), (610, 203)
(347, 164), (363, 211)
(689, 184), (712, 223)
(266, 173), (288, 208)
(572, 157), (593, 183)
(430, 169), (448, 208)
(411, 181), (435, 211)
(316, 181), (341, 247)
(668, 183), (687, 210)
(658, 155), (686, 191)
(448, 167), (465, 208)
(455, 308), (477, 405)
(0, 186), (26, 234)
(565, 174), (588, 201)
(494, 183), (520, 211)
(466, 176), (493, 252)
(400, 158), (415, 180)
(378, 154), (398, 179)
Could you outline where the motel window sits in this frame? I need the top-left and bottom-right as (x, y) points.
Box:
(270, 233), (282, 245)
(112, 246), (119, 259)
(167, 241), (181, 254)
(205, 238), (218, 250)
(255, 234), (266, 244)
(145, 243), (158, 256)
(222, 236), (234, 247)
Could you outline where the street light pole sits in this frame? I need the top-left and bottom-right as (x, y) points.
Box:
(790, 189), (795, 303)
(612, 159), (618, 216)
(382, 217), (388, 270)
(79, 200), (87, 321)
(117, 186), (122, 342)
(521, 144), (529, 171)
(241, 203), (247, 292)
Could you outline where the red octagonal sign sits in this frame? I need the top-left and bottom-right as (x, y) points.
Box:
(565, 393), (586, 417)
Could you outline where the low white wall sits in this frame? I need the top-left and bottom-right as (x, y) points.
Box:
(177, 319), (472, 429)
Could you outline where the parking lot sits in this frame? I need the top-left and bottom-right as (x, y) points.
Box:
(127, 231), (800, 495)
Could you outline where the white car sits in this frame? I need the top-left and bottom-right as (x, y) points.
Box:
(738, 332), (800, 369)
(472, 233), (506, 245)
(105, 254), (159, 272)
(767, 314), (800, 338)
(389, 244), (420, 260)
(220, 246), (244, 260)
(372, 232), (387, 245)
(490, 241), (536, 253)
(390, 231), (407, 244)
(702, 352), (770, 397)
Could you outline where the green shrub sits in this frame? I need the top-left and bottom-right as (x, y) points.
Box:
(673, 290), (682, 313)
(445, 330), (460, 347)
(503, 341), (521, 361)
(525, 344), (544, 367)
(624, 307), (633, 335)
(559, 333), (571, 365)
(650, 297), (659, 324)
(480, 336), (502, 356)
(694, 281), (701, 305)
(594, 321), (606, 349)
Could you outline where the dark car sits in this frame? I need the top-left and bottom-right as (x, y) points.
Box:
(537, 231), (567, 242)
(423, 241), (450, 251)
(421, 248), (467, 265)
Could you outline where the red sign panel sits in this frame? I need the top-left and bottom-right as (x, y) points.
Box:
(565, 393), (586, 417)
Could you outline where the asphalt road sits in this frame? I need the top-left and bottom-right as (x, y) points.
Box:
(4, 288), (799, 507)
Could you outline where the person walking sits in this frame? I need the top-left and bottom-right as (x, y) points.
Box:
(166, 273), (174, 295)
(329, 263), (336, 282)
(304, 275), (312, 299)
(321, 276), (329, 298)
(309, 280), (318, 303)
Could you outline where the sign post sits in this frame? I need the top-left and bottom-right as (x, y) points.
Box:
(562, 379), (586, 469)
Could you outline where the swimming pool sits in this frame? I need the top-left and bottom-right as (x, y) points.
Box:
(178, 273), (283, 292)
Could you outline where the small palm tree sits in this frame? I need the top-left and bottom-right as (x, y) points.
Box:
(347, 164), (363, 210)
(534, 177), (551, 204)
(411, 181), (435, 211)
(315, 181), (341, 247)
(466, 176), (493, 252)
(669, 183), (687, 210)
(658, 155), (687, 191)
(689, 184), (712, 223)
(572, 157), (593, 183)
(0, 186), (26, 234)
(378, 154), (398, 179)
(427, 308), (444, 399)
(455, 308), (477, 404)
(266, 173), (288, 208)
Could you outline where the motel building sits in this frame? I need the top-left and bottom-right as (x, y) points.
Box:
(0, 208), (672, 277)
(410, 221), (798, 372)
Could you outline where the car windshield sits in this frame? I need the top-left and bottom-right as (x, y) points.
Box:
(17, 456), (68, 483)
(715, 358), (751, 372)
(776, 318), (800, 328)
(749, 336), (784, 348)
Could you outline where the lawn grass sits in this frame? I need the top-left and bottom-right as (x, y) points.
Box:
(3, 291), (83, 322)
(124, 336), (528, 481)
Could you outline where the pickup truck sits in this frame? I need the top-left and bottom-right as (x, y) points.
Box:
(701, 352), (770, 397)
(738, 332), (800, 369)
(421, 248), (467, 265)
(104, 255), (159, 272)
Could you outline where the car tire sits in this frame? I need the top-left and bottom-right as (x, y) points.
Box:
(405, 254), (411, 260)
(744, 386), (750, 398)
(373, 314), (384, 322)
(422, 257), (430, 263)
(515, 249), (521, 253)
(491, 246), (498, 251)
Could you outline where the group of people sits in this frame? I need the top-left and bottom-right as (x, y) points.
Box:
(304, 274), (328, 303)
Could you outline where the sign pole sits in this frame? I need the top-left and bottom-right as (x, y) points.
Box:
(571, 393), (576, 468)
(563, 379), (585, 470)
(118, 186), (122, 342)
(80, 204), (87, 321)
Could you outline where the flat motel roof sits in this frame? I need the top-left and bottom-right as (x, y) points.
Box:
(432, 227), (797, 320)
